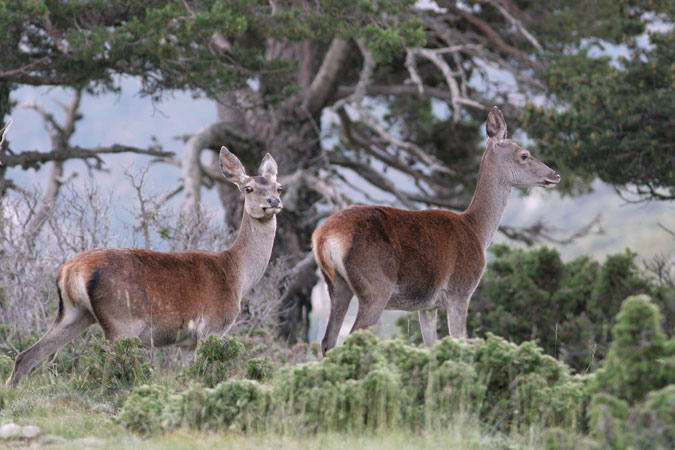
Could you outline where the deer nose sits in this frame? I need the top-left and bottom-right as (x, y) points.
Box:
(553, 172), (561, 181)
(266, 197), (281, 208)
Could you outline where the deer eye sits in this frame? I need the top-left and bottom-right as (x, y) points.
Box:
(277, 186), (283, 194)
(520, 153), (529, 161)
(244, 186), (254, 194)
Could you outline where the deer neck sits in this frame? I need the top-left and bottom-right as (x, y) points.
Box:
(462, 153), (511, 250)
(227, 211), (277, 296)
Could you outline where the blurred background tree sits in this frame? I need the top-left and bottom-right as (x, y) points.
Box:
(522, 1), (674, 201)
(1, 0), (672, 343)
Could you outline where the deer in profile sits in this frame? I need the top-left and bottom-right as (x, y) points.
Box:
(6, 147), (283, 387)
(313, 106), (560, 355)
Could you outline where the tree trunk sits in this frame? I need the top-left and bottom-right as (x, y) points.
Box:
(210, 38), (352, 343)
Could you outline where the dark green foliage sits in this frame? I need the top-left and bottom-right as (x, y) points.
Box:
(397, 246), (675, 373)
(590, 295), (672, 404)
(522, 2), (675, 200)
(627, 385), (675, 450)
(589, 295), (675, 449)
(117, 379), (270, 433)
(75, 337), (152, 393)
(589, 392), (630, 448)
(246, 357), (274, 382)
(115, 299), (672, 442)
(0, 0), (424, 100)
(115, 384), (169, 435)
(0, 353), (12, 380)
(188, 335), (245, 387)
(171, 379), (268, 431)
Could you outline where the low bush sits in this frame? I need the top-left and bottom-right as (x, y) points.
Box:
(0, 353), (12, 380)
(74, 336), (152, 394)
(246, 357), (275, 382)
(396, 246), (675, 373)
(118, 329), (587, 435)
(588, 295), (675, 449)
(187, 335), (245, 387)
(117, 295), (674, 445)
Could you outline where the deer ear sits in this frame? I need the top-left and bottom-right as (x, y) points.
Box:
(219, 146), (248, 186)
(486, 106), (507, 143)
(258, 153), (278, 182)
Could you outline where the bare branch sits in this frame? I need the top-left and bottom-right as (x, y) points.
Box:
(302, 38), (352, 116)
(2, 144), (173, 170)
(482, 0), (543, 51)
(350, 103), (454, 176)
(125, 167), (152, 249)
(329, 152), (416, 209)
(336, 108), (456, 195)
(657, 222), (675, 239)
(499, 214), (604, 246)
(407, 47), (485, 121)
(0, 56), (50, 78)
(444, 2), (542, 69)
(336, 84), (487, 108)
(333, 38), (375, 111)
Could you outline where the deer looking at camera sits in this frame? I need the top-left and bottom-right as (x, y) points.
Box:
(6, 147), (283, 387)
(313, 106), (560, 355)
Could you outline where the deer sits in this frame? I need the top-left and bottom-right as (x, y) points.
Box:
(312, 106), (561, 355)
(6, 147), (283, 388)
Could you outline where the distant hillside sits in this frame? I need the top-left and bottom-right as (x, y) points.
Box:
(499, 180), (675, 263)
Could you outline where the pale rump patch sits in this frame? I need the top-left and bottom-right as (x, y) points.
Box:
(60, 263), (80, 308)
(313, 231), (351, 283)
(326, 235), (350, 283)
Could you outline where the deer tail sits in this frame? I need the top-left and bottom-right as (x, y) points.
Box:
(312, 231), (336, 282)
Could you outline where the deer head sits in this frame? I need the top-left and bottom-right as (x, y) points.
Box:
(485, 106), (560, 189)
(219, 146), (283, 220)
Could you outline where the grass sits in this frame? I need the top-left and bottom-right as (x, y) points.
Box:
(0, 331), (594, 448)
(0, 367), (588, 450)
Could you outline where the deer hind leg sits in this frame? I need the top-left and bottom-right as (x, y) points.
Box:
(348, 270), (395, 334)
(6, 306), (95, 388)
(419, 309), (438, 347)
(321, 274), (353, 356)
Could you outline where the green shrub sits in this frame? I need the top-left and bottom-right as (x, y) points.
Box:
(628, 385), (675, 450)
(115, 384), (169, 435)
(0, 353), (13, 380)
(119, 329), (587, 435)
(590, 295), (670, 404)
(188, 335), (245, 387)
(396, 246), (675, 373)
(246, 357), (274, 382)
(589, 295), (675, 449)
(589, 392), (630, 448)
(75, 337), (152, 393)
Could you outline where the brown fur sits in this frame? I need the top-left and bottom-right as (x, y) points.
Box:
(66, 249), (242, 343)
(313, 206), (485, 308)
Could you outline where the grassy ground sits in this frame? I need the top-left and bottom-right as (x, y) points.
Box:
(0, 370), (572, 450)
